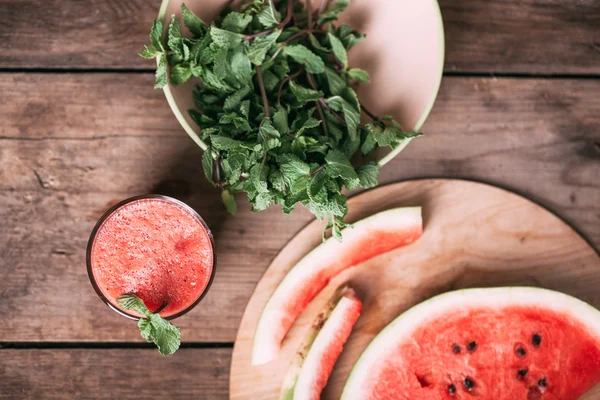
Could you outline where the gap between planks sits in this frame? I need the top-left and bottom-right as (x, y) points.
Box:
(0, 342), (234, 349)
(0, 67), (599, 80)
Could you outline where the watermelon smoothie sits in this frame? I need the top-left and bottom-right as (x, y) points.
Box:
(87, 195), (215, 319)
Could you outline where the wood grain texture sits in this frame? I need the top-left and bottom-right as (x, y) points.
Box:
(0, 348), (231, 399)
(0, 0), (599, 73)
(0, 0), (159, 70)
(0, 73), (177, 139)
(230, 179), (600, 399)
(1, 75), (598, 343)
(440, 0), (600, 74)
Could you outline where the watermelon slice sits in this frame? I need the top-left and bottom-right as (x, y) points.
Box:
(252, 207), (422, 365)
(280, 285), (363, 400)
(343, 287), (600, 400)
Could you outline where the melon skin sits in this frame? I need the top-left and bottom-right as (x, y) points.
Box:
(342, 287), (600, 400)
(281, 286), (363, 400)
(252, 207), (422, 366)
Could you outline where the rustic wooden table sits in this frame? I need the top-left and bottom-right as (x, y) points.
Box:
(1, 0), (599, 398)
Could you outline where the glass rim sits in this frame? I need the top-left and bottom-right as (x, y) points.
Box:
(86, 194), (217, 321)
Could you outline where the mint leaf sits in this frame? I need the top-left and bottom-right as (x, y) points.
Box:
(170, 63), (192, 86)
(221, 190), (237, 214)
(290, 81), (323, 103)
(282, 45), (325, 74)
(368, 124), (422, 147)
(155, 53), (168, 89)
(327, 96), (360, 139)
(230, 46), (253, 84)
(262, 70), (279, 91)
(139, 44), (161, 59)
(273, 106), (289, 134)
(248, 30), (281, 65)
(213, 47), (229, 80)
(257, 0), (280, 28)
(269, 168), (286, 192)
(318, 0), (349, 24)
(347, 68), (370, 83)
(211, 136), (245, 150)
(258, 118), (281, 151)
(328, 32), (348, 69)
(147, 313), (181, 355)
(279, 154), (311, 187)
(221, 12), (252, 33)
(361, 126), (377, 155)
(167, 16), (183, 53)
(117, 293), (147, 313)
(296, 118), (321, 136)
(117, 294), (181, 356)
(324, 67), (346, 95)
(309, 33), (330, 53)
(150, 20), (164, 50)
(210, 26), (244, 48)
(181, 3), (207, 36)
(356, 161), (379, 188)
(224, 86), (252, 111)
(202, 148), (215, 184)
(324, 149), (359, 189)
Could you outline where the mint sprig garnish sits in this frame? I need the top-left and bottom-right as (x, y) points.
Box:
(117, 294), (181, 356)
(142, 0), (422, 240)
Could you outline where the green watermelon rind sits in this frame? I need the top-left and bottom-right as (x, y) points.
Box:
(279, 285), (350, 400)
(341, 287), (600, 399)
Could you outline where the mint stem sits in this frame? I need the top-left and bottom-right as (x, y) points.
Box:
(277, 68), (304, 104)
(306, 72), (329, 136)
(256, 65), (270, 118)
(319, 98), (346, 126)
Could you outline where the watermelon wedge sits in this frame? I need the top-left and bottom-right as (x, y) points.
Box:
(280, 285), (363, 400)
(343, 287), (600, 400)
(252, 207), (422, 365)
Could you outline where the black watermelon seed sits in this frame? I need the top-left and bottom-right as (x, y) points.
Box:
(467, 341), (477, 352)
(452, 344), (461, 354)
(532, 334), (542, 347)
(538, 378), (547, 388)
(517, 369), (528, 379)
(448, 384), (456, 395)
(516, 347), (527, 357)
(464, 378), (474, 391)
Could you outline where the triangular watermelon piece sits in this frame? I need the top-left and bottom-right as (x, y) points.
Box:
(252, 207), (422, 365)
(281, 285), (363, 400)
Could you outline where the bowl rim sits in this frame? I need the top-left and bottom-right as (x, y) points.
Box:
(156, 0), (445, 167)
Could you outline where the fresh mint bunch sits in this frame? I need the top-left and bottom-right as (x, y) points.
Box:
(117, 294), (181, 356)
(141, 0), (421, 240)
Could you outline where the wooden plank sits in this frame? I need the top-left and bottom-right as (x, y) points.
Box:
(0, 74), (598, 342)
(0, 348), (230, 399)
(0, 73), (177, 139)
(0, 0), (598, 73)
(0, 0), (158, 70)
(440, 0), (600, 74)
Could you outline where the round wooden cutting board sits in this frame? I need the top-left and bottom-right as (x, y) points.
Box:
(229, 179), (600, 399)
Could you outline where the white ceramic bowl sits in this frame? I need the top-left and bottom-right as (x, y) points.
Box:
(157, 0), (444, 166)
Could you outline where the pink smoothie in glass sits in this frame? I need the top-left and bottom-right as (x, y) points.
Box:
(89, 197), (214, 318)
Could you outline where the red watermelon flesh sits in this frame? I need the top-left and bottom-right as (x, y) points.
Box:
(343, 287), (600, 400)
(280, 286), (363, 400)
(252, 207), (422, 365)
